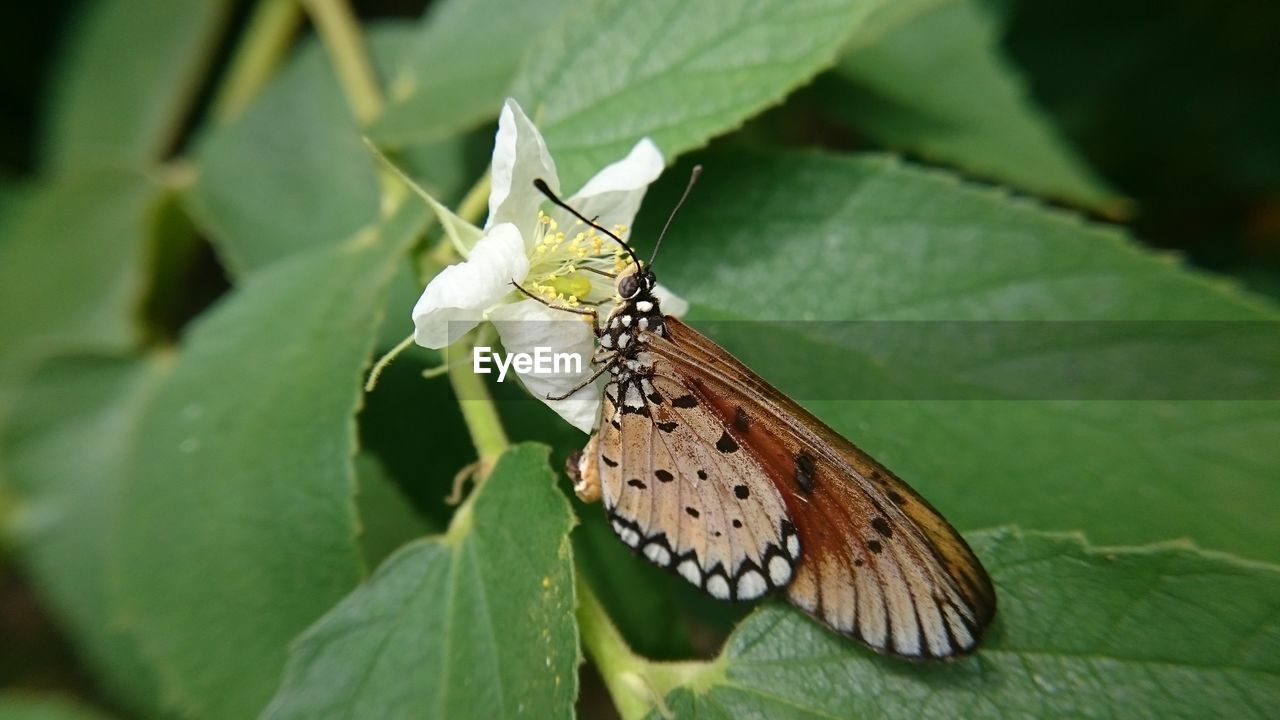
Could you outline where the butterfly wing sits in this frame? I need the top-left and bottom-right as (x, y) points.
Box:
(592, 370), (801, 601)
(643, 316), (996, 659)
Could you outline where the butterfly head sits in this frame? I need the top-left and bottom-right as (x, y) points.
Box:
(615, 262), (657, 301)
(599, 262), (666, 353)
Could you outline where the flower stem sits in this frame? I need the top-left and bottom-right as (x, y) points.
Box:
(446, 329), (509, 471)
(576, 572), (721, 720)
(211, 0), (302, 124)
(576, 574), (653, 720)
(300, 0), (384, 124)
(364, 333), (415, 392)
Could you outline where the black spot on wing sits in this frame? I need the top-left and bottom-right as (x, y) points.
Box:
(734, 484), (750, 499)
(715, 432), (738, 453)
(732, 519), (743, 528)
(647, 392), (663, 404)
(656, 421), (677, 433)
(601, 455), (618, 468)
(686, 507), (700, 519)
(795, 451), (816, 493)
(654, 469), (674, 483)
(867, 539), (883, 554)
(696, 469), (707, 480)
(672, 394), (698, 408)
(871, 517), (893, 537)
(622, 403), (651, 417)
(627, 478), (647, 489)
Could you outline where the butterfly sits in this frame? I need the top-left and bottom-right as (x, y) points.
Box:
(523, 169), (996, 660)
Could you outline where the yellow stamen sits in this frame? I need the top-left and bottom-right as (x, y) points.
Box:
(544, 271), (593, 301)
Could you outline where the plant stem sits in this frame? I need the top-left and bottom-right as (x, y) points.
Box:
(301, 0), (384, 124)
(447, 329), (509, 471)
(576, 572), (724, 719)
(576, 573), (654, 720)
(211, 0), (302, 124)
(364, 333), (415, 392)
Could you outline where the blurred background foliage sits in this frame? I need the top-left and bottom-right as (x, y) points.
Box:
(5, 0), (1275, 293)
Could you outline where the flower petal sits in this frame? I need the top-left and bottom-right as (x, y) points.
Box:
(488, 99), (559, 243)
(489, 299), (601, 433)
(652, 283), (689, 318)
(566, 138), (664, 233)
(411, 223), (528, 348)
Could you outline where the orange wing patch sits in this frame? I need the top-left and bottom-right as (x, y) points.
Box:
(645, 317), (996, 658)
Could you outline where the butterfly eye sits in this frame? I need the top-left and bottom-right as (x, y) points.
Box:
(618, 274), (640, 299)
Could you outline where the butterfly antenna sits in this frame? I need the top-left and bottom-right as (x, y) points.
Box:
(650, 165), (702, 267)
(532, 178), (643, 268)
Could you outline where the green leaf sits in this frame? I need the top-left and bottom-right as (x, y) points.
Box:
(264, 444), (578, 720)
(110, 204), (425, 719)
(510, 0), (891, 189)
(188, 23), (448, 275)
(43, 0), (232, 170)
(640, 151), (1280, 561)
(187, 35), (379, 275)
(2, 356), (168, 717)
(355, 453), (433, 570)
(373, 0), (575, 145)
(0, 169), (160, 377)
(0, 692), (115, 720)
(652, 529), (1280, 719)
(829, 0), (1120, 210)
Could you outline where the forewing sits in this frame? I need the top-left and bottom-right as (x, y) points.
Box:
(592, 369), (800, 601)
(648, 317), (997, 659)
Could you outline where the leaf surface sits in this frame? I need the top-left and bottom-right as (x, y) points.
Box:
(110, 205), (425, 719)
(652, 530), (1280, 719)
(265, 444), (578, 720)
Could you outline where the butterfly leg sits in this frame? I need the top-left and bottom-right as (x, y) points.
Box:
(546, 356), (619, 401)
(510, 280), (601, 329)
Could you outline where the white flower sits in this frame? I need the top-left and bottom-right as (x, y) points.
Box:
(410, 98), (688, 432)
